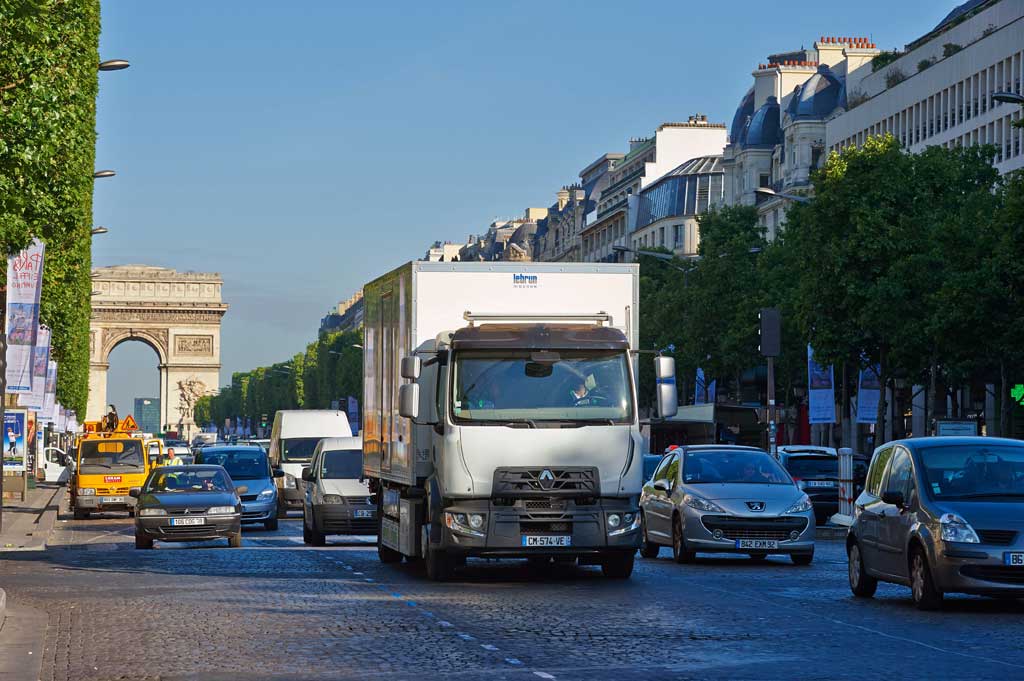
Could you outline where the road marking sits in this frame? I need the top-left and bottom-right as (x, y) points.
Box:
(438, 621), (453, 628)
(457, 633), (475, 641)
(481, 644), (498, 651)
(505, 658), (522, 666)
(533, 673), (556, 679)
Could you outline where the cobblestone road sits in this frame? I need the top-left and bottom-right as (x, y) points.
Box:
(1, 500), (1023, 680)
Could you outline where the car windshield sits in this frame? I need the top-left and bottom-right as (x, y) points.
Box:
(920, 444), (1024, 499)
(321, 449), (362, 479)
(451, 350), (634, 424)
(281, 437), (321, 463)
(78, 440), (144, 470)
(786, 456), (838, 478)
(199, 449), (269, 480)
(145, 468), (231, 493)
(683, 450), (792, 485)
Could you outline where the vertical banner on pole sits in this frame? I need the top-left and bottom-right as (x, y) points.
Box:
(42, 361), (57, 423)
(5, 240), (45, 393)
(19, 326), (50, 411)
(807, 345), (836, 424)
(346, 395), (360, 434)
(856, 366), (881, 424)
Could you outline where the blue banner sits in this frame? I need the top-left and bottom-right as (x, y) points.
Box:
(807, 345), (836, 424)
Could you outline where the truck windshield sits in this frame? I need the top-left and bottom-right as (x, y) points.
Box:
(281, 437), (320, 463)
(78, 440), (145, 472)
(452, 350), (634, 424)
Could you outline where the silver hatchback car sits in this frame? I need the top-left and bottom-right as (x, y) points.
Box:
(639, 445), (816, 564)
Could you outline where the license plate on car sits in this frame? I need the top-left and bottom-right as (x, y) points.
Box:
(522, 535), (571, 547)
(354, 509), (374, 519)
(170, 517), (205, 526)
(736, 539), (778, 550)
(101, 496), (124, 504)
(805, 480), (834, 488)
(1004, 552), (1024, 566)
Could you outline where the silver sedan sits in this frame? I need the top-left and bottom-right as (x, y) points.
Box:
(639, 445), (816, 564)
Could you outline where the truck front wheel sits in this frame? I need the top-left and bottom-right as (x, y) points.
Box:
(425, 544), (454, 581)
(601, 552), (635, 579)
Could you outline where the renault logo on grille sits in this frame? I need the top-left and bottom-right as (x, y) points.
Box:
(538, 469), (555, 490)
(746, 501), (765, 512)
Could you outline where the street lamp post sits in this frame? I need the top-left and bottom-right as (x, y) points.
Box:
(90, 227), (108, 236)
(93, 170), (116, 179)
(98, 59), (130, 71)
(754, 187), (811, 204)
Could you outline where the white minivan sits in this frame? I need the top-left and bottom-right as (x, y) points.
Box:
(301, 437), (375, 544)
(268, 410), (352, 517)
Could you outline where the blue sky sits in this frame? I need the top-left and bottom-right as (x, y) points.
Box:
(95, 0), (952, 415)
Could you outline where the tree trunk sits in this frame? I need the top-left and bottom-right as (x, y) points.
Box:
(926, 359), (937, 437)
(1000, 360), (1011, 437)
(950, 386), (960, 419)
(841, 362), (851, 449)
(874, 350), (888, 445)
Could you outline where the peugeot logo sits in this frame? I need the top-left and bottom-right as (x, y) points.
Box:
(538, 469), (555, 490)
(746, 501), (765, 512)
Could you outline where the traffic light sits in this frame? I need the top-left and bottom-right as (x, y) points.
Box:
(759, 308), (781, 357)
(260, 413), (268, 429)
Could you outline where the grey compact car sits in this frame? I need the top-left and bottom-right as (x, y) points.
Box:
(131, 465), (246, 549)
(848, 436), (1024, 609)
(639, 445), (816, 564)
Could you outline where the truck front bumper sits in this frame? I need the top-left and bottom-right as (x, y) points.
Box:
(438, 498), (640, 558)
(74, 495), (136, 512)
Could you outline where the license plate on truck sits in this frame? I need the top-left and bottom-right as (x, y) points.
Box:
(736, 539), (778, 550)
(171, 517), (205, 526)
(1005, 552), (1024, 566)
(522, 535), (571, 547)
(354, 509), (374, 519)
(101, 496), (124, 504)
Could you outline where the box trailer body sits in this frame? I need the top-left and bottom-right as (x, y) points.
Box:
(362, 261), (643, 579)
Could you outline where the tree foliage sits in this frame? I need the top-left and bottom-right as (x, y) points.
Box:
(0, 0), (100, 414)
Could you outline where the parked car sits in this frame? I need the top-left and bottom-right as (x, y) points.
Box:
(847, 436), (1024, 609)
(196, 445), (283, 531)
(777, 446), (840, 525)
(301, 437), (374, 545)
(130, 465), (246, 549)
(639, 445), (815, 564)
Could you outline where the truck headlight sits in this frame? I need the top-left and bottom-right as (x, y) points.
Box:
(608, 510), (640, 536)
(77, 488), (95, 496)
(284, 474), (297, 489)
(138, 508), (166, 517)
(445, 511), (485, 538)
(940, 513), (980, 543)
(207, 506), (236, 515)
(257, 488), (275, 500)
(322, 494), (343, 504)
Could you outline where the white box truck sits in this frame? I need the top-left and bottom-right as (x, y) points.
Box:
(363, 261), (665, 580)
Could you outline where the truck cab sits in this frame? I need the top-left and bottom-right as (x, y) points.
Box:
(70, 418), (159, 520)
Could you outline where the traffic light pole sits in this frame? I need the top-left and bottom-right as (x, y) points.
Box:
(767, 355), (776, 458)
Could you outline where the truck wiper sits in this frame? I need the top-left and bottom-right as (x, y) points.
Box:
(501, 419), (537, 429)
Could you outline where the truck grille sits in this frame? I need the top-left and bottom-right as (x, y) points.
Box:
(700, 515), (808, 542)
(95, 487), (131, 496)
(521, 521), (572, 535)
(977, 530), (1018, 546)
(492, 467), (599, 497)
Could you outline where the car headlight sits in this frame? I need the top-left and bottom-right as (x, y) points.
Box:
(322, 494), (343, 504)
(785, 495), (813, 514)
(940, 513), (980, 543)
(77, 488), (95, 496)
(284, 473), (297, 489)
(257, 487), (275, 500)
(683, 494), (725, 513)
(608, 511), (640, 536)
(138, 508), (166, 517)
(445, 511), (485, 538)
(207, 506), (236, 515)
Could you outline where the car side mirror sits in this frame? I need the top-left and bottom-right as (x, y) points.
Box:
(653, 479), (671, 493)
(881, 491), (905, 508)
(128, 487), (141, 498)
(274, 468), (286, 478)
(300, 467), (312, 482)
(235, 485), (249, 496)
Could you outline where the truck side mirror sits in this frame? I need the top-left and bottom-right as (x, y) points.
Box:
(399, 383), (420, 419)
(401, 356), (421, 380)
(300, 467), (312, 482)
(654, 356), (678, 418)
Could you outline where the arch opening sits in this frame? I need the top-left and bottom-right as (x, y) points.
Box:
(106, 339), (162, 434)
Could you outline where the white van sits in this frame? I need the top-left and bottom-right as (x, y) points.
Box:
(301, 436), (374, 544)
(268, 410), (352, 517)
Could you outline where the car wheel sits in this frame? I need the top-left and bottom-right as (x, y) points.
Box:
(73, 508), (89, 520)
(848, 543), (877, 598)
(791, 551), (814, 566)
(264, 516), (279, 532)
(672, 515), (695, 564)
(910, 547), (943, 610)
(134, 532), (154, 550)
(639, 513), (660, 559)
(601, 552), (635, 579)
(127, 508), (135, 518)
(310, 514), (326, 547)
(276, 498), (288, 519)
(228, 531), (243, 548)
(302, 515), (312, 544)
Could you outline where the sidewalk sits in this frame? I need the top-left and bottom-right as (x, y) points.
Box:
(0, 482), (63, 552)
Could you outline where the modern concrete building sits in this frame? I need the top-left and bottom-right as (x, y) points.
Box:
(828, 0), (1024, 176)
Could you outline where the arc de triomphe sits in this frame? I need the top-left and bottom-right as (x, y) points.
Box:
(87, 265), (228, 437)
